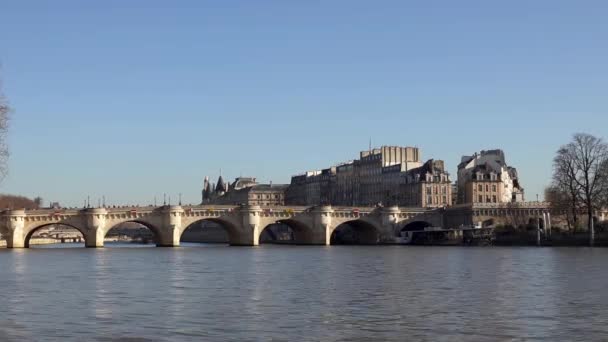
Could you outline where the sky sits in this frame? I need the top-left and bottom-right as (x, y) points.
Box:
(0, 0), (607, 207)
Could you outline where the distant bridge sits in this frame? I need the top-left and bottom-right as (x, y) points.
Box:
(0, 205), (443, 248)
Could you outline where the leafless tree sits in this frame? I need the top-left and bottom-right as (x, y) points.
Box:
(562, 133), (608, 246)
(551, 145), (582, 231)
(545, 186), (574, 231)
(0, 76), (9, 183)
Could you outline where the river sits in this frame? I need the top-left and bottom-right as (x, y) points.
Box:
(0, 244), (607, 341)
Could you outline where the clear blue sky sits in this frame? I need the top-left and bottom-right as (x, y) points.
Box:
(1, 0), (607, 207)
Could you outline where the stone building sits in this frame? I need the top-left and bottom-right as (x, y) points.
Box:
(457, 149), (525, 204)
(285, 146), (452, 208)
(202, 176), (288, 206)
(395, 159), (452, 208)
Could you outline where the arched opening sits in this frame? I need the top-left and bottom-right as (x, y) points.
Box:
(482, 219), (495, 228)
(398, 221), (433, 243)
(104, 221), (159, 247)
(26, 223), (86, 248)
(401, 221), (433, 232)
(259, 220), (315, 245)
(180, 219), (239, 246)
(330, 220), (380, 245)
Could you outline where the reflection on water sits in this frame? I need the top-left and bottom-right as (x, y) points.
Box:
(1, 246), (607, 341)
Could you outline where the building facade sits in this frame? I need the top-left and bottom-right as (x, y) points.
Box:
(285, 146), (452, 208)
(202, 176), (288, 206)
(457, 149), (525, 204)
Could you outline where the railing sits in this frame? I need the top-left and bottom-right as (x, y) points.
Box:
(449, 202), (551, 210)
(4, 204), (443, 216)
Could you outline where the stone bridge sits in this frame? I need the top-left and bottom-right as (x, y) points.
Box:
(0, 205), (443, 248)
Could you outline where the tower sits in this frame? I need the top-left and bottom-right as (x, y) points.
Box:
(215, 175), (227, 196)
(202, 176), (211, 204)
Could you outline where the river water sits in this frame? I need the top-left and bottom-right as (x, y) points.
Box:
(0, 244), (607, 341)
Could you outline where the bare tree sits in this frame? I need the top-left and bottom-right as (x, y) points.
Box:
(545, 186), (574, 231)
(0, 76), (9, 183)
(569, 133), (608, 246)
(551, 145), (581, 231)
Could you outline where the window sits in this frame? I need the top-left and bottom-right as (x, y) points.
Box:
(486, 185), (489, 192)
(426, 186), (432, 194)
(478, 184), (482, 192)
(478, 195), (483, 203)
(442, 196), (447, 204)
(492, 195), (497, 203)
(486, 196), (491, 203)
(442, 186), (447, 194)
(492, 185), (497, 192)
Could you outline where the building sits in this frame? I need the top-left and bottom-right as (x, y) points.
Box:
(457, 149), (524, 204)
(397, 159), (452, 208)
(202, 176), (288, 206)
(285, 146), (452, 208)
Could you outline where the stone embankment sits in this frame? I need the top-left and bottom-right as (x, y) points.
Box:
(0, 237), (75, 247)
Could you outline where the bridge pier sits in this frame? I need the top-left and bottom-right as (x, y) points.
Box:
(3, 210), (26, 248)
(157, 206), (183, 247)
(84, 208), (107, 248)
(237, 205), (261, 246)
(381, 206), (400, 243)
(313, 205), (334, 245)
(85, 228), (105, 248)
(6, 230), (25, 248)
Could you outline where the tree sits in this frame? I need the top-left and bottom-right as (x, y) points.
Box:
(0, 75), (9, 183)
(0, 194), (39, 209)
(551, 145), (582, 231)
(545, 185), (575, 231)
(558, 134), (608, 246)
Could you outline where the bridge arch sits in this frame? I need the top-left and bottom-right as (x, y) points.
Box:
(401, 220), (433, 232)
(24, 223), (87, 248)
(103, 220), (161, 246)
(330, 219), (382, 245)
(259, 219), (316, 245)
(180, 218), (243, 246)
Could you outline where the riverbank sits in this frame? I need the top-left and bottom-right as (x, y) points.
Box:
(0, 237), (65, 247)
(494, 230), (608, 247)
(407, 228), (608, 247)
